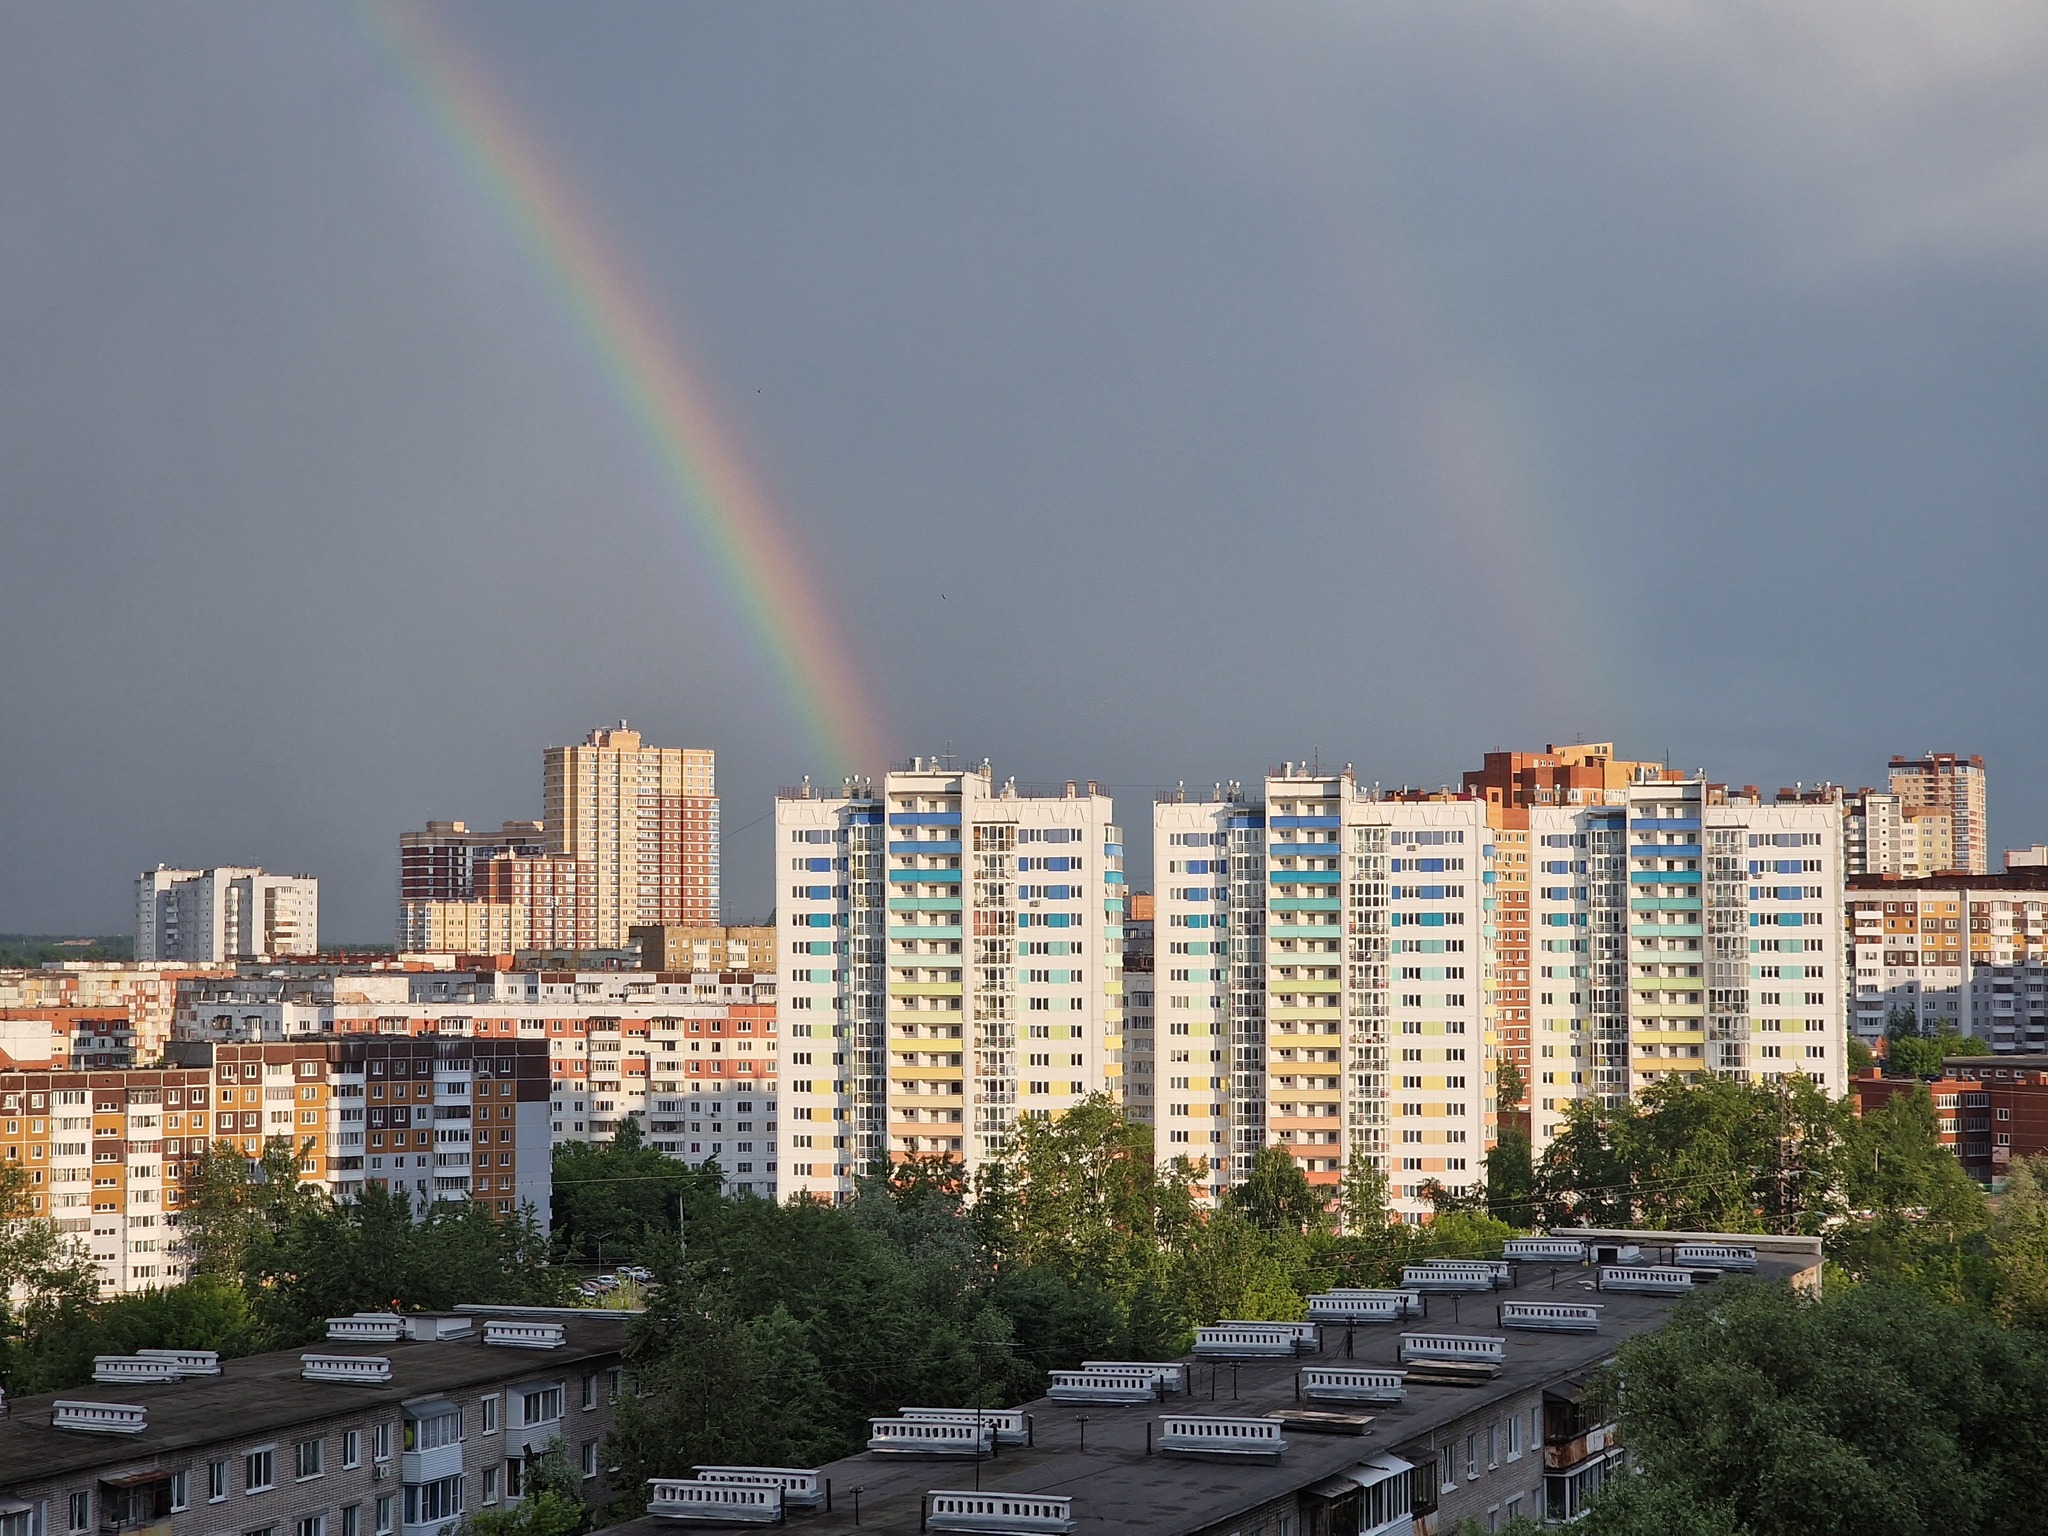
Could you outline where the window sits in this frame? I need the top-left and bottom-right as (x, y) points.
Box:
(341, 1509), (359, 1536)
(296, 1517), (325, 1536)
(580, 1442), (597, 1479)
(245, 1448), (276, 1493)
(373, 1424), (392, 1462)
(1506, 1412), (1523, 1461)
(209, 1461), (230, 1502)
(406, 1409), (461, 1452)
(1466, 1433), (1478, 1479)
(374, 1498), (394, 1536)
(170, 1474), (189, 1513)
(521, 1386), (564, 1426)
(481, 1396), (499, 1435)
(343, 1430), (361, 1469)
(404, 1478), (462, 1527)
(482, 1469), (499, 1506)
(296, 1439), (323, 1479)
(67, 1495), (89, 1534)
(581, 1374), (597, 1410)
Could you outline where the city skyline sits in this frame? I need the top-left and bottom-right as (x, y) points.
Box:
(6, 5), (2048, 941)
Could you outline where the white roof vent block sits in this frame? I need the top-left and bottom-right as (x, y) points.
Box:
(301, 1354), (393, 1384)
(327, 1315), (405, 1343)
(52, 1401), (147, 1434)
(483, 1319), (564, 1350)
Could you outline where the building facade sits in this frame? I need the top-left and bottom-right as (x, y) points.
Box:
(137, 868), (318, 963)
(1522, 778), (1847, 1148)
(544, 725), (719, 945)
(629, 924), (775, 974)
(1889, 751), (1988, 876)
(1150, 771), (1494, 1220)
(773, 762), (1124, 1202)
(173, 966), (776, 1199)
(1846, 872), (2048, 1053)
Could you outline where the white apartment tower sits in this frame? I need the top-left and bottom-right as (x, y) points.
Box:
(1524, 779), (1847, 1148)
(136, 866), (318, 962)
(775, 761), (1124, 1201)
(1151, 772), (1492, 1222)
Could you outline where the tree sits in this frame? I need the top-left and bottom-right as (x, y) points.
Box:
(456, 1442), (587, 1536)
(551, 1119), (713, 1265)
(1230, 1146), (1329, 1235)
(1483, 1130), (1536, 1228)
(1335, 1148), (1391, 1235)
(1496, 1059), (1526, 1113)
(1586, 1280), (2048, 1536)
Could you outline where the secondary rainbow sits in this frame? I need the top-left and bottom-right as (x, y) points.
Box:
(360, 1), (887, 775)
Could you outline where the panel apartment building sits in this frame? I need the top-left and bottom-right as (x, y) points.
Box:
(136, 867), (318, 962)
(174, 966), (778, 1199)
(399, 725), (718, 953)
(1151, 771), (1492, 1220)
(1846, 870), (2048, 1053)
(0, 962), (222, 1064)
(773, 761), (1124, 1201)
(1139, 760), (1848, 1217)
(0, 1037), (548, 1293)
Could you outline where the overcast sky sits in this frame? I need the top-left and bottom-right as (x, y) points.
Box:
(4, 2), (2046, 941)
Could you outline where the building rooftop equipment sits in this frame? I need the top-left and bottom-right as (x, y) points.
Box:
(587, 1234), (1823, 1536)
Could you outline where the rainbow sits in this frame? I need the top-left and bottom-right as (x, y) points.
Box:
(357, 1), (887, 776)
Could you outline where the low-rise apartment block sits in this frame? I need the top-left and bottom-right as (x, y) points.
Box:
(0, 1310), (628, 1536)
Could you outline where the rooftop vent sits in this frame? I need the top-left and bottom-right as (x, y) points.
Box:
(1299, 1367), (1407, 1405)
(1503, 1238), (1589, 1264)
(134, 1348), (221, 1377)
(1047, 1370), (1159, 1404)
(1156, 1415), (1287, 1460)
(91, 1357), (181, 1385)
(1400, 1262), (1507, 1293)
(925, 1491), (1076, 1535)
(866, 1418), (993, 1458)
(52, 1401), (147, 1434)
(1597, 1266), (1694, 1296)
(327, 1315), (405, 1343)
(1501, 1300), (1602, 1334)
(1080, 1360), (1185, 1392)
(301, 1354), (393, 1385)
(646, 1479), (782, 1526)
(1307, 1292), (1405, 1324)
(1192, 1325), (1295, 1360)
(900, 1407), (1029, 1446)
(688, 1469), (823, 1512)
(482, 1319), (564, 1350)
(1398, 1331), (1506, 1366)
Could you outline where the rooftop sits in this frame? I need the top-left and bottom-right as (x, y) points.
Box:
(597, 1238), (1817, 1536)
(0, 1312), (631, 1485)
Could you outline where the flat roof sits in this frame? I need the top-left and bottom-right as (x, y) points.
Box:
(598, 1252), (1811, 1536)
(0, 1314), (632, 1487)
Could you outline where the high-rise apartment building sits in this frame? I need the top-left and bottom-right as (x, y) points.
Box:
(1523, 778), (1847, 1148)
(1152, 772), (1493, 1219)
(136, 867), (318, 962)
(545, 725), (718, 946)
(773, 762), (1123, 1202)
(1846, 871), (2048, 1053)
(1890, 752), (1988, 875)
(399, 819), (547, 903)
(398, 726), (716, 953)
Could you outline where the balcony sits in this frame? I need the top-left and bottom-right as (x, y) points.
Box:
(402, 1441), (464, 1485)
